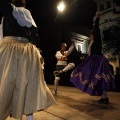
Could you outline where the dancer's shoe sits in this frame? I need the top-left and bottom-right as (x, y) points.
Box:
(98, 97), (109, 104)
(53, 70), (62, 75)
(53, 90), (57, 95)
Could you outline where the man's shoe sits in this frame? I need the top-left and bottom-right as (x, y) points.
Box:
(98, 97), (109, 104)
(53, 90), (57, 95)
(53, 71), (62, 75)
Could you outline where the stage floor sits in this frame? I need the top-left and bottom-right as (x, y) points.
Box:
(7, 85), (120, 120)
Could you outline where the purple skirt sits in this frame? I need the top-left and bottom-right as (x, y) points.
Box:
(70, 54), (116, 96)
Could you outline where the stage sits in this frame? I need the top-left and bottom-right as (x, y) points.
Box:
(7, 85), (120, 120)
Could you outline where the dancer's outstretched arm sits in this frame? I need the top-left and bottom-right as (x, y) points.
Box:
(65, 41), (74, 56)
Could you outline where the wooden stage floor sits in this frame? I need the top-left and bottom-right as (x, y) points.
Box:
(7, 85), (120, 120)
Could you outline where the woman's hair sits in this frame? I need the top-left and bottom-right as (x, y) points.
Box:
(89, 30), (94, 36)
(11, 0), (26, 7)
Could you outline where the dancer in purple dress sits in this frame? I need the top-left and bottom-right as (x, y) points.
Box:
(70, 12), (116, 104)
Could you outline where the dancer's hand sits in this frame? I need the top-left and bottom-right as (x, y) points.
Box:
(71, 38), (75, 43)
(62, 56), (67, 60)
(96, 12), (100, 18)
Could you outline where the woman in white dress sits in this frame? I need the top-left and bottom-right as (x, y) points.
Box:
(0, 0), (55, 120)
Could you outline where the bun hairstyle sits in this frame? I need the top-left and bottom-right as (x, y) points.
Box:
(11, 0), (26, 7)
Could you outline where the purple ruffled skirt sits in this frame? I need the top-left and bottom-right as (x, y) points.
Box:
(70, 54), (116, 96)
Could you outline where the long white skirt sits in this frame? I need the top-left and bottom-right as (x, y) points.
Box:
(0, 37), (55, 120)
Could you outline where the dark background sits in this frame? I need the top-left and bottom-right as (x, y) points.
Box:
(26, 0), (97, 84)
(25, 0), (120, 91)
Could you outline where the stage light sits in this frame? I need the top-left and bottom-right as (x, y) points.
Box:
(57, 1), (65, 12)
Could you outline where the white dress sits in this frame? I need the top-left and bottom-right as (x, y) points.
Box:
(0, 3), (55, 120)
